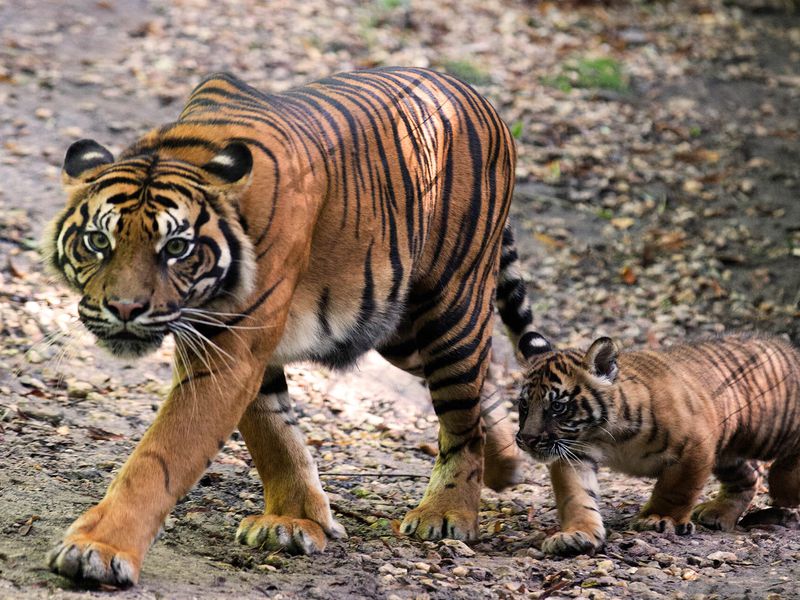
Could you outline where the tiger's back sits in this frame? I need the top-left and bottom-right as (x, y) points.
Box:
(121, 67), (520, 369)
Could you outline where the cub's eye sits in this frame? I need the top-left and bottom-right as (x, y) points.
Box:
(164, 238), (191, 259)
(550, 398), (568, 416)
(84, 231), (111, 253)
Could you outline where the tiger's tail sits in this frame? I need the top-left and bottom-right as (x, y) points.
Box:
(496, 221), (540, 362)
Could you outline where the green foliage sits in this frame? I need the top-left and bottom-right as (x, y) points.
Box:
(546, 56), (629, 93)
(597, 208), (614, 220)
(510, 120), (524, 139)
(441, 60), (492, 86)
(376, 0), (409, 9)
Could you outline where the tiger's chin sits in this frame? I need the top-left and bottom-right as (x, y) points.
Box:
(96, 333), (166, 358)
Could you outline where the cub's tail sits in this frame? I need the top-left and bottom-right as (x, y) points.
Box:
(496, 221), (540, 362)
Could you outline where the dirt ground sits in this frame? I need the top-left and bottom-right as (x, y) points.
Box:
(1, 1), (799, 598)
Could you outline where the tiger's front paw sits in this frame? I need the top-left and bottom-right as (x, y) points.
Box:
(236, 514), (346, 555)
(48, 538), (139, 587)
(48, 505), (143, 586)
(542, 529), (604, 557)
(631, 514), (695, 536)
(400, 506), (478, 541)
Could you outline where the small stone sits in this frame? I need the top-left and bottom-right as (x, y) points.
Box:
(682, 568), (699, 581)
(654, 553), (675, 567)
(440, 539), (476, 557)
(706, 551), (737, 565)
(452, 566), (469, 577)
(631, 566), (669, 581)
(378, 563), (407, 576)
(310, 413), (327, 423)
(414, 562), (431, 573)
(16, 403), (62, 425)
(66, 379), (94, 399)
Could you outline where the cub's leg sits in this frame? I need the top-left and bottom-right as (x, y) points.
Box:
(632, 445), (713, 535)
(481, 382), (522, 492)
(693, 459), (760, 531)
(542, 459), (605, 556)
(740, 453), (800, 529)
(399, 294), (496, 541)
(236, 368), (345, 554)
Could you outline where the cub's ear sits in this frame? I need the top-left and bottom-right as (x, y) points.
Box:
(63, 139), (114, 183)
(202, 142), (253, 184)
(583, 337), (619, 382)
(518, 331), (553, 360)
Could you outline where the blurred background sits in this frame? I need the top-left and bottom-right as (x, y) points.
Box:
(1, 1), (799, 598)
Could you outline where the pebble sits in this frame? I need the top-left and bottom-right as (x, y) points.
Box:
(706, 551), (737, 565)
(66, 379), (93, 399)
(440, 539), (476, 557)
(631, 566), (669, 581)
(452, 566), (469, 577)
(16, 402), (62, 425)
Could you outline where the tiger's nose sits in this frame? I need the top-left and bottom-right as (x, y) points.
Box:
(106, 299), (149, 322)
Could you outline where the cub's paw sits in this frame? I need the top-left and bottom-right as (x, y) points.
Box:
(236, 514), (346, 554)
(739, 507), (800, 530)
(542, 530), (604, 557)
(692, 500), (742, 531)
(631, 514), (695, 536)
(483, 451), (523, 492)
(400, 507), (478, 541)
(48, 538), (138, 587)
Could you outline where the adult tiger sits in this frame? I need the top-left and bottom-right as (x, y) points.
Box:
(44, 67), (539, 586)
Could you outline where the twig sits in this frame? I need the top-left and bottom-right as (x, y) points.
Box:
(319, 471), (427, 478)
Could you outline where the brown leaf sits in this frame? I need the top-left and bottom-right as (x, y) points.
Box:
(19, 515), (39, 536)
(620, 266), (637, 285)
(417, 442), (438, 457)
(390, 519), (402, 536)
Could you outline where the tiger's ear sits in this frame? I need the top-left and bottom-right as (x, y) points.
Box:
(519, 331), (552, 361)
(62, 139), (114, 184)
(202, 142), (253, 185)
(584, 337), (619, 382)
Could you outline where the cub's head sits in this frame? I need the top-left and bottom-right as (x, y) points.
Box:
(44, 139), (256, 357)
(515, 333), (620, 463)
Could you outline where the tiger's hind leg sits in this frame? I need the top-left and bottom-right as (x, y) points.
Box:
(235, 367), (346, 554)
(693, 460), (760, 531)
(740, 454), (800, 529)
(379, 328), (521, 493)
(398, 288), (498, 541)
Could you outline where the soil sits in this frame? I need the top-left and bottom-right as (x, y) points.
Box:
(1, 1), (799, 598)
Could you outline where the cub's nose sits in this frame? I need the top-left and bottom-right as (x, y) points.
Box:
(106, 299), (149, 322)
(515, 432), (539, 449)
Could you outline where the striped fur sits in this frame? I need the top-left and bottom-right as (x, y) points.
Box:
(516, 332), (800, 556)
(44, 68), (537, 586)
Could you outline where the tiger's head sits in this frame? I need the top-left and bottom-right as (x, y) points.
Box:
(515, 333), (620, 463)
(43, 139), (256, 358)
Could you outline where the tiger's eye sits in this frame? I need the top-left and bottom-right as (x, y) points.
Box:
(85, 231), (110, 252)
(164, 238), (189, 258)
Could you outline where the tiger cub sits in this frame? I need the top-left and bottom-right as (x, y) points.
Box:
(515, 331), (800, 556)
